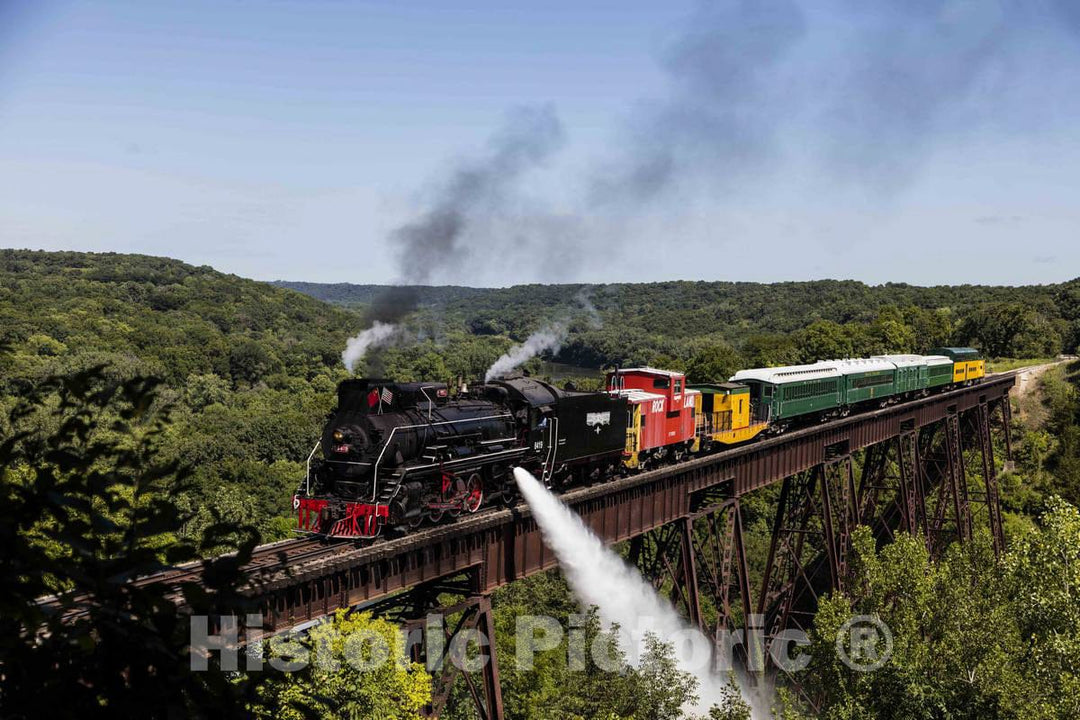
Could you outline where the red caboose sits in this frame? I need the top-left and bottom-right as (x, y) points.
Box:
(607, 368), (699, 469)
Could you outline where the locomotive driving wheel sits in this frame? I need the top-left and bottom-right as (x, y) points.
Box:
(463, 472), (484, 513)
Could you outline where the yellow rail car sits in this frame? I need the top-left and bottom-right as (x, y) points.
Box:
(932, 347), (985, 384)
(689, 382), (769, 450)
(952, 360), (985, 383)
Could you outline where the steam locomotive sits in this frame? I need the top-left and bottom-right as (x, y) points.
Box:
(294, 376), (628, 538)
(295, 348), (984, 540)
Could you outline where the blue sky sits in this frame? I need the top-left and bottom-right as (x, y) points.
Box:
(2, 0), (1079, 287)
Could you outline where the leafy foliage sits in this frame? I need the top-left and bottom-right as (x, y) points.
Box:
(283, 276), (1080, 378)
(0, 250), (359, 543)
(476, 571), (750, 720)
(0, 365), (257, 718)
(785, 508), (1080, 720)
(251, 609), (432, 720)
(6, 250), (1080, 719)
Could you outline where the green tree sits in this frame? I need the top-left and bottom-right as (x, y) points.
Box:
(0, 366), (257, 719)
(787, 504), (1080, 720)
(794, 321), (854, 363)
(957, 302), (1062, 357)
(251, 609), (432, 720)
(685, 344), (744, 384)
(902, 305), (953, 352)
(865, 309), (916, 354)
(742, 334), (799, 368)
(1005, 497), (1080, 716)
(229, 340), (278, 385)
(477, 571), (743, 720)
(413, 350), (450, 382)
(185, 372), (230, 410)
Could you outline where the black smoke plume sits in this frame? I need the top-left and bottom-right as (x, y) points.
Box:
(391, 104), (563, 291)
(595, 0), (1080, 200)
(825, 0), (1080, 186)
(593, 0), (806, 205)
(346, 105), (564, 371)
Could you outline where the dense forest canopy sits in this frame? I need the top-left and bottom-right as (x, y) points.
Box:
(278, 274), (1080, 377)
(0, 250), (360, 543)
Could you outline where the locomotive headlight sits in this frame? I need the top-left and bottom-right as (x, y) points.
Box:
(332, 430), (345, 443)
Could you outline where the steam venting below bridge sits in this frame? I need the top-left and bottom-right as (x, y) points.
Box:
(512, 466), (762, 717)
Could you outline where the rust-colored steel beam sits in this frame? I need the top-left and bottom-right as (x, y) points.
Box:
(633, 499), (759, 673)
(679, 517), (704, 632)
(818, 457), (855, 591)
(976, 402), (1006, 555)
(1000, 396), (1014, 462)
(402, 594), (504, 720)
(944, 412), (971, 543)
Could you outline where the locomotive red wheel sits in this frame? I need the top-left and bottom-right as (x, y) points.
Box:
(463, 472), (484, 513)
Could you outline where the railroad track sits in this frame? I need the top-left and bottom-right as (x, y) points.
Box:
(37, 536), (341, 622)
(37, 369), (1024, 620)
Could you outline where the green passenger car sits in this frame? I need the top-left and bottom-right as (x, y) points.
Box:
(731, 354), (958, 425)
(872, 356), (933, 395)
(925, 355), (955, 387)
(839, 359), (899, 404)
(730, 364), (844, 421)
(931, 347), (980, 363)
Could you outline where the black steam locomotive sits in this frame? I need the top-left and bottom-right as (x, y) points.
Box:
(294, 377), (627, 539)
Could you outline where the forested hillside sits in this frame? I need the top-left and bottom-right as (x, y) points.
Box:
(0, 249), (358, 542)
(279, 277), (1080, 383)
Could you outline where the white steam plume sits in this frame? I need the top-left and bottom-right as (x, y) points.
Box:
(484, 323), (567, 381)
(341, 321), (399, 373)
(513, 467), (760, 717)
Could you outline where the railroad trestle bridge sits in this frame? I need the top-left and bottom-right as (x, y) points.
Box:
(198, 374), (1018, 717)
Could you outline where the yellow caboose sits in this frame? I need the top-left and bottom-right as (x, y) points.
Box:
(688, 382), (769, 451)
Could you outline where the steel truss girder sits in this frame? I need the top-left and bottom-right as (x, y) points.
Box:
(1000, 395), (1014, 462)
(373, 573), (504, 720)
(758, 405), (1011, 672)
(758, 469), (826, 660)
(819, 456), (856, 591)
(896, 430), (928, 538)
(629, 500), (760, 672)
(973, 401), (1006, 555)
(255, 389), (1015, 720)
